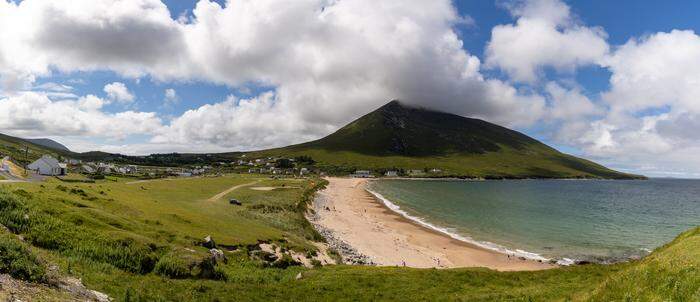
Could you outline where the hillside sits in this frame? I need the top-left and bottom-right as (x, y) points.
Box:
(0, 133), (69, 165)
(251, 100), (641, 179)
(24, 138), (70, 152)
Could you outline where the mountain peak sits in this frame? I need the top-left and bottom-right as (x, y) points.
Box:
(265, 100), (639, 179)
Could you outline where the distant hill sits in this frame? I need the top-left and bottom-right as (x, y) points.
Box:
(0, 133), (67, 165)
(250, 100), (642, 179)
(24, 138), (70, 152)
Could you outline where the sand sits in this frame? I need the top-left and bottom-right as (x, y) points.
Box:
(313, 177), (554, 271)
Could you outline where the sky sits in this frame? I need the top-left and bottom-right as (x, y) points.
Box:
(1, 0), (700, 177)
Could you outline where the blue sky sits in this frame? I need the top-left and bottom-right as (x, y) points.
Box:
(3, 0), (700, 177)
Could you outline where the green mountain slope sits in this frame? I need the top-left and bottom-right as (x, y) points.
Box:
(0, 133), (71, 165)
(24, 138), (70, 152)
(252, 100), (641, 179)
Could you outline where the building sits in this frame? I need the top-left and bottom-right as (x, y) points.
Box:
(408, 169), (425, 176)
(28, 155), (66, 176)
(429, 168), (443, 173)
(385, 170), (398, 177)
(351, 170), (372, 178)
(82, 165), (96, 174)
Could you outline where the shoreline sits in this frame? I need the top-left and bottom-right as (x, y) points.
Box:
(364, 187), (551, 262)
(311, 177), (554, 270)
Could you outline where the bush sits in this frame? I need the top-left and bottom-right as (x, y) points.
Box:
(154, 254), (191, 279)
(0, 234), (45, 282)
(271, 254), (302, 269)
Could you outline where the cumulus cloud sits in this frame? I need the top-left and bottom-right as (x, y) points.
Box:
(485, 0), (608, 82)
(544, 29), (700, 176)
(164, 88), (177, 105)
(103, 82), (135, 103)
(0, 91), (161, 139)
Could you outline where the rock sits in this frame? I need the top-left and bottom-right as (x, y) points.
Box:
(202, 235), (216, 249)
(295, 272), (303, 280)
(229, 198), (242, 205)
(90, 290), (111, 302)
(58, 276), (112, 301)
(209, 248), (227, 264)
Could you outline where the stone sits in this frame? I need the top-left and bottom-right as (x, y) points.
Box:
(210, 248), (227, 264)
(202, 235), (216, 249)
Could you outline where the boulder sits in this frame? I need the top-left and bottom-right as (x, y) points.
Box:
(202, 235), (216, 249)
(209, 248), (227, 264)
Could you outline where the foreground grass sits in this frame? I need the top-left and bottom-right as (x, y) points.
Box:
(0, 175), (697, 301)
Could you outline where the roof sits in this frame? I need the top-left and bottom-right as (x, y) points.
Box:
(30, 155), (62, 169)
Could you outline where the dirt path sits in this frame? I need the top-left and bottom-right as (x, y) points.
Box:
(0, 157), (26, 183)
(206, 180), (261, 202)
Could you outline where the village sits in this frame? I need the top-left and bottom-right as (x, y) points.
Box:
(0, 151), (448, 183)
(0, 153), (321, 182)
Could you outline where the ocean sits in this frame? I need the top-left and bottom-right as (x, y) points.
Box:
(367, 178), (700, 264)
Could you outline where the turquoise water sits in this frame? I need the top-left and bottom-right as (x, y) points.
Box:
(367, 179), (700, 263)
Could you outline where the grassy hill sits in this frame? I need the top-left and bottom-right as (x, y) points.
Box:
(24, 138), (70, 152)
(0, 133), (70, 166)
(0, 175), (695, 300)
(250, 101), (641, 179)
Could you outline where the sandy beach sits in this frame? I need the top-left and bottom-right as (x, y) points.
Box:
(312, 177), (554, 271)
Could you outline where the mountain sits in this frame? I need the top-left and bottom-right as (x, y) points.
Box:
(24, 138), (70, 152)
(250, 100), (641, 179)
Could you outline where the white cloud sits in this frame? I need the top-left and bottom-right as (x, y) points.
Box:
(103, 82), (134, 103)
(164, 88), (177, 105)
(0, 91), (161, 139)
(485, 0), (608, 82)
(541, 29), (700, 176)
(545, 82), (602, 120)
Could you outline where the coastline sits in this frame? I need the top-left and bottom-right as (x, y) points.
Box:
(311, 177), (554, 270)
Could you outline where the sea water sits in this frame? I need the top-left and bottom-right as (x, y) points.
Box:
(367, 179), (700, 263)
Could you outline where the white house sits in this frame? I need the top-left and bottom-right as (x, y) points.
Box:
(385, 170), (398, 177)
(82, 165), (96, 174)
(408, 169), (425, 176)
(351, 170), (372, 178)
(28, 155), (66, 176)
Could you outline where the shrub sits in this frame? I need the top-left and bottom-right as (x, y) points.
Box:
(271, 254), (302, 269)
(154, 254), (191, 279)
(0, 234), (45, 282)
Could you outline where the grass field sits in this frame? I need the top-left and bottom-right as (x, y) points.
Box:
(0, 175), (697, 301)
